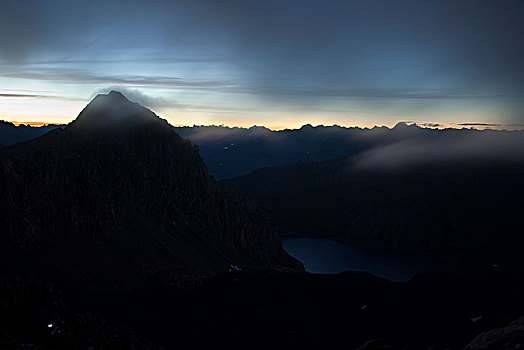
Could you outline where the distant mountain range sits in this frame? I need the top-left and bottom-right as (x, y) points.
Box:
(176, 123), (524, 179)
(3, 118), (523, 180)
(0, 121), (64, 147)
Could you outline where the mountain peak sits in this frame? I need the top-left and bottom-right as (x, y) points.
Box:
(393, 122), (421, 129)
(69, 91), (162, 132)
(90, 90), (131, 107)
(107, 90), (127, 100)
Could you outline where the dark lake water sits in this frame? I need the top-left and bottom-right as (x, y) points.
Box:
(282, 237), (472, 282)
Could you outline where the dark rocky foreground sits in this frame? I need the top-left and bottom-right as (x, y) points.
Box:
(465, 316), (524, 350)
(1, 256), (524, 349)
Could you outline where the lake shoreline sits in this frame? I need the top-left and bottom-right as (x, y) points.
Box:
(281, 236), (475, 282)
(281, 232), (478, 271)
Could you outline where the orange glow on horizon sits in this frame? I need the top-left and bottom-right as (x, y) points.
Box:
(7, 121), (65, 127)
(3, 119), (518, 131)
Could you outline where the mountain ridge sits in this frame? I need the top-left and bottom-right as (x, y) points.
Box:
(0, 91), (301, 291)
(175, 123), (524, 179)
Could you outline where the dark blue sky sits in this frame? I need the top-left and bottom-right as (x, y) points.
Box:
(1, 0), (523, 129)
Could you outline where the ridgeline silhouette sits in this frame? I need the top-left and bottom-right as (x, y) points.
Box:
(175, 122), (524, 179)
(1, 92), (524, 348)
(0, 91), (300, 291)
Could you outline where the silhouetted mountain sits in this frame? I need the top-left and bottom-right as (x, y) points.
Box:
(2, 93), (524, 348)
(175, 123), (524, 179)
(0, 91), (300, 292)
(174, 124), (392, 179)
(0, 120), (65, 147)
(223, 154), (524, 269)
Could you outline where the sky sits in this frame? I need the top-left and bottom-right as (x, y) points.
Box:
(1, 0), (524, 130)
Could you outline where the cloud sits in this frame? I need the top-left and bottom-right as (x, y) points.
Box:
(0, 93), (47, 98)
(457, 123), (500, 127)
(273, 88), (502, 101)
(355, 130), (524, 171)
(0, 67), (231, 89)
(9, 67), (487, 102)
(94, 87), (176, 109)
(0, 2), (44, 61)
(0, 91), (83, 101)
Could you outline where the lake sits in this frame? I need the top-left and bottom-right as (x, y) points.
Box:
(282, 237), (472, 282)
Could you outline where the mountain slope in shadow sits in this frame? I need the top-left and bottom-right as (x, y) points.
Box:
(223, 153), (524, 270)
(0, 91), (301, 292)
(0, 120), (65, 147)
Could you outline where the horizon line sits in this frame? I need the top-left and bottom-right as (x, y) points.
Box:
(2, 119), (524, 132)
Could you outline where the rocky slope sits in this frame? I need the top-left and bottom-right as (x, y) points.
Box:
(0, 91), (300, 292)
(465, 316), (524, 350)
